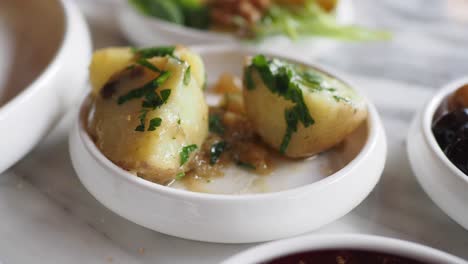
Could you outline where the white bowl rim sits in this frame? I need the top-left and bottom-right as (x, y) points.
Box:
(421, 76), (468, 184)
(221, 234), (466, 263)
(76, 47), (383, 201)
(0, 0), (69, 115)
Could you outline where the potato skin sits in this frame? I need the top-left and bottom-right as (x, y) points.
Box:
(243, 66), (367, 158)
(89, 50), (208, 183)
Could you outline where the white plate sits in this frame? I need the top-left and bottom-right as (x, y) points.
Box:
(407, 77), (468, 230)
(117, 0), (354, 60)
(69, 46), (386, 243)
(222, 234), (467, 263)
(0, 0), (91, 173)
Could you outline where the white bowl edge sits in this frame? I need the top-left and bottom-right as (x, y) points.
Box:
(0, 0), (91, 173)
(221, 234), (467, 264)
(69, 47), (387, 243)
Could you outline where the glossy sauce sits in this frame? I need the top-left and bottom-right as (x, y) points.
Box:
(263, 249), (426, 264)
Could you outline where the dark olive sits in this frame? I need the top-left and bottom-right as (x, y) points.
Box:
(432, 109), (468, 150)
(444, 139), (468, 175)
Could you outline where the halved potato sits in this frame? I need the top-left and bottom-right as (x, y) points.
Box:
(89, 47), (208, 183)
(243, 55), (367, 158)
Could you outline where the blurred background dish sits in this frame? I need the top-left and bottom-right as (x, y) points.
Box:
(0, 0), (91, 173)
(117, 0), (381, 59)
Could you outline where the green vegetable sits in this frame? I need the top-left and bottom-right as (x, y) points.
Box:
(209, 141), (226, 165)
(209, 114), (225, 135)
(180, 144), (198, 166)
(254, 0), (391, 41)
(129, 0), (183, 24)
(248, 54), (315, 153)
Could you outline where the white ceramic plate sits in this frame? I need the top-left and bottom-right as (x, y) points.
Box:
(117, 0), (354, 60)
(222, 234), (467, 263)
(407, 77), (468, 230)
(0, 0), (91, 173)
(69, 47), (386, 243)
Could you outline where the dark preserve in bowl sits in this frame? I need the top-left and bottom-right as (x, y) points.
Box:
(263, 249), (426, 264)
(432, 84), (468, 175)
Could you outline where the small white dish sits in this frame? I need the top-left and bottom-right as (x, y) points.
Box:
(407, 77), (468, 230)
(117, 0), (354, 59)
(222, 234), (467, 263)
(0, 0), (91, 173)
(69, 47), (386, 243)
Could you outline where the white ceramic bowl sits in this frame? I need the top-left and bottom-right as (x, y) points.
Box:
(69, 47), (386, 243)
(222, 234), (467, 263)
(407, 77), (468, 230)
(0, 0), (91, 173)
(117, 0), (354, 59)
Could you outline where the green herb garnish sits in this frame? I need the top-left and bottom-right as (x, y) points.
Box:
(133, 46), (176, 59)
(333, 95), (350, 103)
(209, 141), (226, 165)
(183, 65), (191, 85)
(180, 144), (198, 166)
(148, 117), (162, 131)
(209, 114), (225, 135)
(247, 54), (315, 153)
(135, 109), (149, 132)
(236, 160), (256, 170)
(175, 172), (186, 180)
(118, 71), (171, 105)
(136, 58), (161, 72)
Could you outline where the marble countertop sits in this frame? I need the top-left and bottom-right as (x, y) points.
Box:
(1, 0), (468, 263)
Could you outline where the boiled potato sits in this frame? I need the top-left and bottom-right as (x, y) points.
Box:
(89, 47), (134, 97)
(243, 55), (367, 158)
(89, 46), (208, 183)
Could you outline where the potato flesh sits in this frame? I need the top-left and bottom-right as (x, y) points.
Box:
(89, 47), (134, 97)
(90, 55), (208, 183)
(244, 68), (367, 158)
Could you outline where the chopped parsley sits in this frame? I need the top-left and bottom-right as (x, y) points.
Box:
(175, 172), (185, 180)
(148, 117), (162, 131)
(333, 95), (350, 103)
(247, 54), (315, 153)
(236, 160), (256, 170)
(209, 114), (225, 135)
(180, 144), (198, 166)
(209, 141), (226, 165)
(136, 58), (161, 72)
(132, 46), (175, 59)
(118, 71), (171, 105)
(183, 65), (191, 85)
(135, 109), (148, 132)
